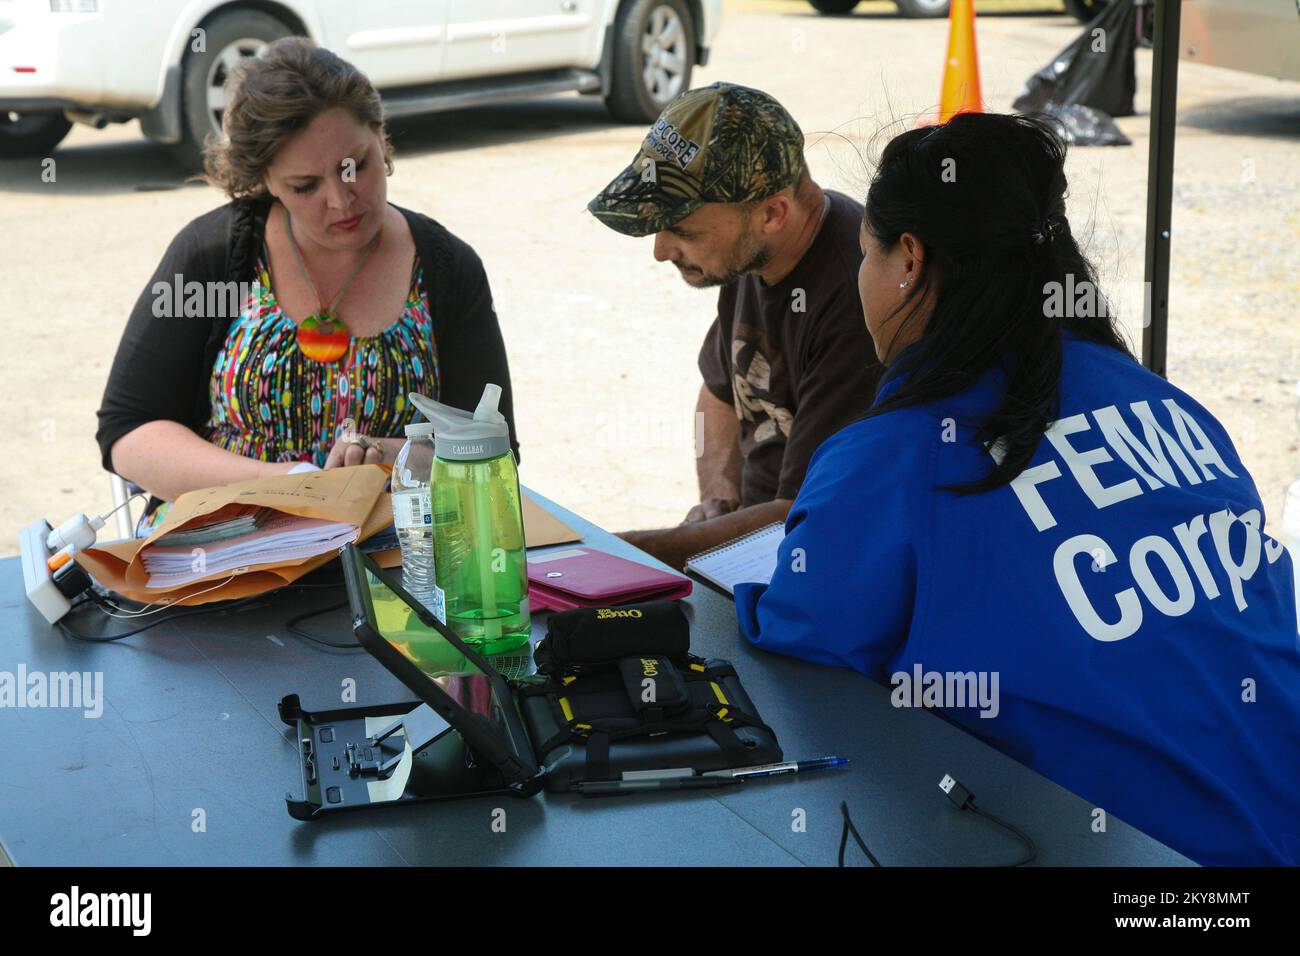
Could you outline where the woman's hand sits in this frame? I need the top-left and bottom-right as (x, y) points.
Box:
(322, 418), (386, 468)
(323, 433), (388, 468)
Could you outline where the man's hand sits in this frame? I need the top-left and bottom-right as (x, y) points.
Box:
(619, 498), (792, 572)
(682, 496), (740, 524)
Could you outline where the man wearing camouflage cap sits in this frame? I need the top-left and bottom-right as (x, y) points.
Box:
(589, 82), (882, 570)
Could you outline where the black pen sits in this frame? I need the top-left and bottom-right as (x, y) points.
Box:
(577, 775), (741, 796)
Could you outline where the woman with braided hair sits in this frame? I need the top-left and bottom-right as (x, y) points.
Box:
(96, 37), (518, 534)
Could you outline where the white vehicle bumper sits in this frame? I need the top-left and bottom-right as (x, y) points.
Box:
(0, 1), (158, 112)
(698, 0), (722, 59)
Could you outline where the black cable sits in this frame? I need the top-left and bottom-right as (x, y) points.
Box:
(969, 802), (1038, 867)
(55, 581), (348, 645)
(57, 590), (275, 643)
(837, 778), (1038, 867)
(939, 773), (1038, 867)
(285, 600), (360, 650)
(838, 801), (883, 867)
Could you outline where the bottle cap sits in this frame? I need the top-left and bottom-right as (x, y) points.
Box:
(408, 385), (511, 461)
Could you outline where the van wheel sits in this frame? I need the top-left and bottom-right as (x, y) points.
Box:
(0, 110), (72, 159)
(173, 9), (294, 170)
(605, 0), (697, 123)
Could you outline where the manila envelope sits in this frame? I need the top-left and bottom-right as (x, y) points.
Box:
(75, 465), (390, 606)
(364, 491), (582, 569)
(75, 465), (582, 605)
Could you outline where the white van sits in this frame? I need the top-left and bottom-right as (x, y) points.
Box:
(0, 0), (722, 166)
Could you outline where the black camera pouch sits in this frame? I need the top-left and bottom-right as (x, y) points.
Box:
(534, 600), (690, 675)
(616, 655), (690, 722)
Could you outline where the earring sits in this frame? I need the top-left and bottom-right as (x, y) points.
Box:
(899, 278), (910, 289)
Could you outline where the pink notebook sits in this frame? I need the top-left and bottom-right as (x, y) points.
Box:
(526, 546), (692, 613)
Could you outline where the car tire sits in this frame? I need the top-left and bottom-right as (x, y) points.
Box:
(1062, 0), (1109, 22)
(808, 0), (861, 12)
(895, 0), (950, 17)
(605, 0), (697, 124)
(172, 9), (294, 171)
(0, 110), (73, 159)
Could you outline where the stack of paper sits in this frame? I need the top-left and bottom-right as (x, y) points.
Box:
(157, 507), (272, 547)
(141, 511), (359, 589)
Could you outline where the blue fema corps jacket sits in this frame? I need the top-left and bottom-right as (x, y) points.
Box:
(736, 330), (1300, 866)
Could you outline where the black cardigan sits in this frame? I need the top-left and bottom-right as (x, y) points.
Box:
(96, 195), (519, 483)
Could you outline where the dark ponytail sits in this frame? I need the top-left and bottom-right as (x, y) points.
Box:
(862, 112), (1132, 495)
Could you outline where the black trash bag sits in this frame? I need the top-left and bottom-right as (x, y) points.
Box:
(1038, 102), (1132, 147)
(1013, 0), (1139, 119)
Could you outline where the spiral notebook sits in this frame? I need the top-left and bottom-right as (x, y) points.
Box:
(683, 522), (785, 598)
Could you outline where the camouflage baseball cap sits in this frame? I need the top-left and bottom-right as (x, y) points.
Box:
(587, 82), (805, 238)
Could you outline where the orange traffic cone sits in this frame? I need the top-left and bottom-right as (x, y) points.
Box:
(932, 0), (983, 125)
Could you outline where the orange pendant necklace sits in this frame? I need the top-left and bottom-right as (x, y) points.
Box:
(285, 206), (384, 363)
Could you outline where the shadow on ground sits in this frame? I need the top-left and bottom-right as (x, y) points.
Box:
(0, 135), (199, 196)
(0, 95), (627, 196)
(1179, 95), (1300, 142)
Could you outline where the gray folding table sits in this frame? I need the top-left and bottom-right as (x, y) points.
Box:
(0, 490), (1192, 866)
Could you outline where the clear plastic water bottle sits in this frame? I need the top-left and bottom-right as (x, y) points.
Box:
(390, 421), (445, 623)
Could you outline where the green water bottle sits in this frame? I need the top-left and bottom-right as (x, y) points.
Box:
(408, 384), (530, 655)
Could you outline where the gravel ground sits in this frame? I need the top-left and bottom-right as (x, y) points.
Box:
(1, 0), (1297, 558)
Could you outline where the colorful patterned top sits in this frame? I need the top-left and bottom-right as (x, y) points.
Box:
(204, 247), (440, 465)
(134, 248), (440, 537)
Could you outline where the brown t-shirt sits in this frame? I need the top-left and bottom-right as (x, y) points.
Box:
(698, 190), (883, 506)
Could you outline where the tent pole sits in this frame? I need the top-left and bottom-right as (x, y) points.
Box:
(1142, 0), (1182, 377)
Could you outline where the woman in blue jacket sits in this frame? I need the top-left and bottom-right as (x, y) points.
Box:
(736, 113), (1300, 866)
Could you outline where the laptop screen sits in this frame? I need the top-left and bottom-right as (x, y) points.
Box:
(363, 566), (499, 722)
